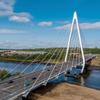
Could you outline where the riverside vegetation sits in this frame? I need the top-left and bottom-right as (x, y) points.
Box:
(0, 48), (100, 63)
(0, 70), (10, 79)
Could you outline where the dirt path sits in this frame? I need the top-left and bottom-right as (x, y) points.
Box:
(27, 83), (100, 100)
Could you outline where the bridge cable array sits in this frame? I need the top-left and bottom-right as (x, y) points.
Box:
(3, 48), (65, 99)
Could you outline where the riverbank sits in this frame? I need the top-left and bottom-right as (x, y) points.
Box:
(0, 58), (59, 65)
(88, 54), (100, 70)
(91, 54), (100, 66)
(27, 83), (100, 100)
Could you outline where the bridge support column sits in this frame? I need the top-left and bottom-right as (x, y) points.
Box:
(64, 11), (85, 74)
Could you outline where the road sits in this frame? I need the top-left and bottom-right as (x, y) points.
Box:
(0, 55), (95, 100)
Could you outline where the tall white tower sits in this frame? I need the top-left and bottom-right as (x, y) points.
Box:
(65, 11), (85, 73)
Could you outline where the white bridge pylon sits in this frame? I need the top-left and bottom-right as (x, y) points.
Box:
(65, 11), (85, 73)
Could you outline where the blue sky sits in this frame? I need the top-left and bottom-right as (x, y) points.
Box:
(0, 0), (100, 49)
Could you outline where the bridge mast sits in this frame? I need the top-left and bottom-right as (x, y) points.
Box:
(64, 11), (85, 73)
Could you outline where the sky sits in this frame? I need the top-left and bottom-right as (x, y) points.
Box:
(0, 0), (100, 49)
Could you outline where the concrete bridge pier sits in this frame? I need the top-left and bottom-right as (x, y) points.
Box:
(85, 60), (92, 67)
(83, 64), (91, 74)
(83, 59), (93, 73)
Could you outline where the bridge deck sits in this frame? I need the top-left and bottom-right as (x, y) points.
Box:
(0, 55), (95, 100)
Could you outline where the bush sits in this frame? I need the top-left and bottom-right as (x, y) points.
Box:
(0, 70), (10, 79)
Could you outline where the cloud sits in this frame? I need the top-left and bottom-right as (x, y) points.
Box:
(0, 41), (18, 48)
(9, 13), (32, 23)
(80, 22), (100, 29)
(54, 22), (100, 30)
(0, 41), (27, 49)
(38, 21), (53, 27)
(55, 24), (70, 30)
(0, 0), (32, 23)
(0, 0), (15, 16)
(0, 28), (27, 34)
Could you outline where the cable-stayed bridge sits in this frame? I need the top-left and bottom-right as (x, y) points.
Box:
(0, 12), (96, 100)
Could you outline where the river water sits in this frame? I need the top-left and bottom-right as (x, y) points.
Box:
(0, 61), (100, 90)
(0, 61), (45, 73)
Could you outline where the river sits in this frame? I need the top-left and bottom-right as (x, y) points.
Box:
(0, 61), (100, 90)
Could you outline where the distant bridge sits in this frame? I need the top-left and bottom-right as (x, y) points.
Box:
(0, 12), (96, 100)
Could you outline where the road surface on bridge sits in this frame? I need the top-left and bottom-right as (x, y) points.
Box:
(0, 55), (95, 100)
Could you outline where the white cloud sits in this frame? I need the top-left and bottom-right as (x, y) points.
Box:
(55, 22), (100, 30)
(0, 0), (15, 16)
(0, 41), (27, 49)
(38, 21), (53, 27)
(0, 41), (17, 48)
(80, 22), (100, 29)
(0, 0), (32, 23)
(9, 13), (32, 23)
(0, 28), (27, 34)
(9, 15), (30, 22)
(55, 24), (70, 30)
